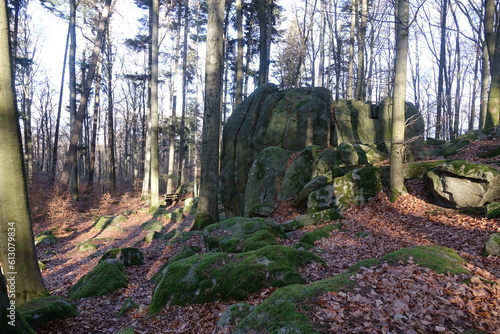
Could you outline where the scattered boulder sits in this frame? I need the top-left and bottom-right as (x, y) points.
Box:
(148, 245), (323, 313)
(281, 208), (343, 232)
(75, 241), (98, 252)
(117, 298), (139, 317)
(93, 214), (128, 230)
(484, 233), (500, 256)
(294, 175), (331, 207)
(221, 84), (333, 218)
(244, 146), (291, 217)
(423, 161), (500, 208)
(34, 230), (57, 246)
(68, 259), (129, 299)
(217, 303), (255, 327)
(17, 295), (78, 329)
(150, 245), (201, 283)
(486, 202), (500, 219)
(202, 217), (287, 253)
(141, 219), (163, 232)
(99, 247), (144, 266)
(298, 223), (342, 246)
(233, 245), (468, 334)
(333, 166), (386, 214)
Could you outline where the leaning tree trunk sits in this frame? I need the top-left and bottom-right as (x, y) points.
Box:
(390, 0), (409, 202)
(59, 0), (112, 191)
(0, 0), (46, 305)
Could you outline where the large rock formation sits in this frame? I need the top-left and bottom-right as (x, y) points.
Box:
(221, 84), (333, 217)
(221, 85), (425, 218)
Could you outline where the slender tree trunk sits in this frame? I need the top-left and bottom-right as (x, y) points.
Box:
(469, 45), (480, 131)
(58, 0), (112, 191)
(390, 0), (409, 202)
(193, 0), (225, 229)
(258, 0), (269, 86)
(68, 0), (78, 198)
(150, 0), (160, 207)
(87, 61), (101, 190)
(178, 4), (189, 188)
(51, 27), (70, 183)
(106, 33), (116, 192)
(235, 0), (244, 106)
(355, 0), (367, 100)
(0, 0), (46, 305)
(486, 0), (500, 127)
(347, 0), (358, 99)
(435, 0), (447, 139)
(480, 43), (489, 129)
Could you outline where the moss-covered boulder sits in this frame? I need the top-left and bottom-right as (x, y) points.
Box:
(93, 214), (128, 230)
(75, 241), (98, 252)
(244, 146), (291, 217)
(202, 217), (287, 253)
(117, 298), (139, 317)
(333, 166), (385, 213)
(311, 148), (337, 178)
(234, 245), (468, 333)
(99, 247), (144, 266)
(68, 259), (129, 299)
(141, 219), (163, 232)
(220, 84), (333, 218)
(294, 175), (331, 207)
(17, 295), (78, 329)
(150, 245), (201, 283)
(484, 233), (500, 256)
(423, 160), (500, 208)
(299, 223), (342, 246)
(34, 230), (57, 246)
(217, 303), (255, 327)
(278, 146), (323, 201)
(183, 197), (198, 214)
(281, 208), (343, 232)
(149, 245), (323, 313)
(486, 202), (500, 219)
(307, 184), (335, 213)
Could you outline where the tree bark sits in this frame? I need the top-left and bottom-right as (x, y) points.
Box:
(58, 0), (112, 191)
(390, 0), (409, 202)
(193, 0), (225, 229)
(150, 0), (160, 207)
(235, 0), (244, 107)
(0, 0), (46, 305)
(258, 0), (269, 86)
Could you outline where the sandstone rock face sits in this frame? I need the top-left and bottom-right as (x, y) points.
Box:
(221, 84), (333, 217)
(333, 98), (425, 155)
(423, 161), (500, 208)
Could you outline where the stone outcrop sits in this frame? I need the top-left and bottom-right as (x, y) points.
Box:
(221, 84), (333, 217)
(220, 85), (425, 218)
(423, 161), (500, 208)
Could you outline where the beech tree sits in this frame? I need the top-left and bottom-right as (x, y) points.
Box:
(0, 0), (46, 305)
(193, 0), (225, 229)
(390, 0), (409, 201)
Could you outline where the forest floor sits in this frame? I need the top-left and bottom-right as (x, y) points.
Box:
(31, 139), (500, 334)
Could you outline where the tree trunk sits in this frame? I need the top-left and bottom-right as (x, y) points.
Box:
(193, 0), (225, 229)
(347, 0), (358, 100)
(0, 0), (46, 305)
(150, 0), (160, 207)
(235, 0), (244, 107)
(178, 3), (189, 188)
(355, 0), (367, 100)
(435, 0), (447, 139)
(87, 60), (102, 190)
(258, 0), (269, 86)
(390, 0), (409, 202)
(106, 33), (116, 192)
(58, 0), (112, 191)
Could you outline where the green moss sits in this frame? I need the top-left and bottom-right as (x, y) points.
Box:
(17, 295), (78, 329)
(34, 232), (57, 246)
(150, 246), (201, 283)
(75, 241), (98, 252)
(476, 145), (500, 158)
(486, 202), (500, 219)
(192, 212), (215, 230)
(299, 223), (341, 245)
(141, 219), (163, 232)
(117, 298), (139, 317)
(282, 208), (343, 232)
(203, 217), (286, 252)
(148, 245), (322, 313)
(484, 233), (500, 256)
(93, 214), (128, 230)
(113, 327), (135, 334)
(382, 245), (469, 275)
(99, 247), (144, 266)
(68, 259), (129, 299)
